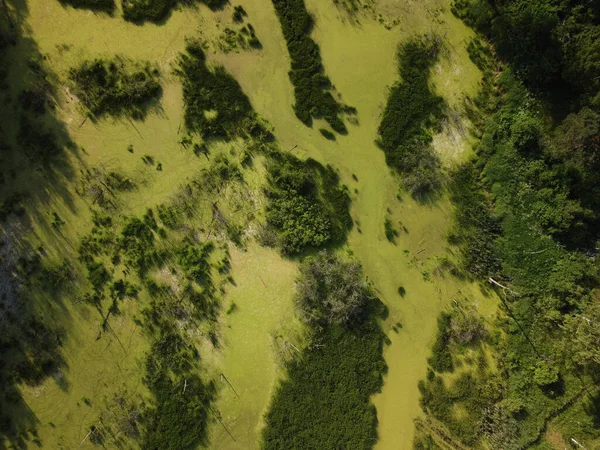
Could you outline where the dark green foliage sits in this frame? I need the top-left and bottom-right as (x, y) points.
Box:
(109, 279), (140, 300)
(177, 242), (213, 283)
(175, 41), (253, 139)
(122, 0), (175, 21)
(384, 218), (398, 242)
(427, 27), (600, 446)
(265, 153), (352, 254)
(141, 330), (214, 450)
(123, 0), (224, 22)
(419, 371), (504, 446)
(452, 0), (600, 105)
(448, 163), (501, 277)
(262, 252), (386, 450)
(271, 0), (350, 133)
(232, 5), (247, 22)
(119, 217), (156, 274)
(69, 58), (161, 119)
(87, 261), (110, 291)
(59, 0), (115, 12)
(427, 313), (454, 373)
(377, 35), (444, 198)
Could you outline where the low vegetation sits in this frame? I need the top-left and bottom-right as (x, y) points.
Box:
(262, 252), (387, 449)
(69, 57), (161, 119)
(122, 0), (224, 22)
(264, 153), (352, 255)
(59, 0), (115, 12)
(377, 35), (444, 199)
(271, 0), (353, 133)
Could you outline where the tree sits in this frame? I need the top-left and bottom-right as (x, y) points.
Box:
(295, 251), (374, 326)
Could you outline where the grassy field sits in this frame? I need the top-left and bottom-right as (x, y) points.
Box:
(2, 0), (499, 448)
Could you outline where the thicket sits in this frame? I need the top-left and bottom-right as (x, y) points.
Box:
(69, 57), (161, 119)
(59, 0), (115, 12)
(175, 41), (254, 139)
(262, 252), (386, 449)
(271, 0), (352, 133)
(141, 329), (215, 450)
(122, 0), (224, 22)
(264, 153), (352, 255)
(377, 35), (444, 199)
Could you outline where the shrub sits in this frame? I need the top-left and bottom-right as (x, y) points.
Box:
(295, 251), (374, 325)
(69, 57), (161, 119)
(262, 252), (386, 449)
(271, 0), (350, 132)
(175, 41), (253, 139)
(377, 35), (444, 198)
(232, 5), (246, 22)
(265, 153), (352, 254)
(319, 128), (335, 140)
(428, 313), (454, 373)
(59, 0), (115, 12)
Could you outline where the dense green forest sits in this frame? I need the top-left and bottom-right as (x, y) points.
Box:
(415, 1), (600, 448)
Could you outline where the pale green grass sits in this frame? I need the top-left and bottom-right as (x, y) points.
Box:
(206, 243), (301, 449)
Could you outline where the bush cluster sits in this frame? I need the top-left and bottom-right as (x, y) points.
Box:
(377, 35), (444, 198)
(60, 0), (115, 12)
(175, 41), (254, 139)
(271, 0), (351, 133)
(69, 57), (161, 119)
(265, 153), (352, 254)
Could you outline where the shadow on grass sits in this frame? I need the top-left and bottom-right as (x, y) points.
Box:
(0, 0), (86, 446)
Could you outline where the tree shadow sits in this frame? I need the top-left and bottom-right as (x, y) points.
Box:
(0, 0), (84, 446)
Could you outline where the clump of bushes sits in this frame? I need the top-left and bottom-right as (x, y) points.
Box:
(122, 0), (225, 22)
(175, 41), (253, 139)
(295, 251), (375, 325)
(262, 252), (386, 449)
(177, 241), (213, 283)
(377, 35), (444, 198)
(141, 329), (215, 450)
(119, 216), (157, 274)
(384, 217), (399, 241)
(428, 312), (454, 373)
(319, 128), (335, 140)
(59, 0), (115, 12)
(265, 153), (352, 254)
(232, 5), (247, 22)
(69, 57), (161, 119)
(271, 0), (352, 133)
(122, 0), (175, 21)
